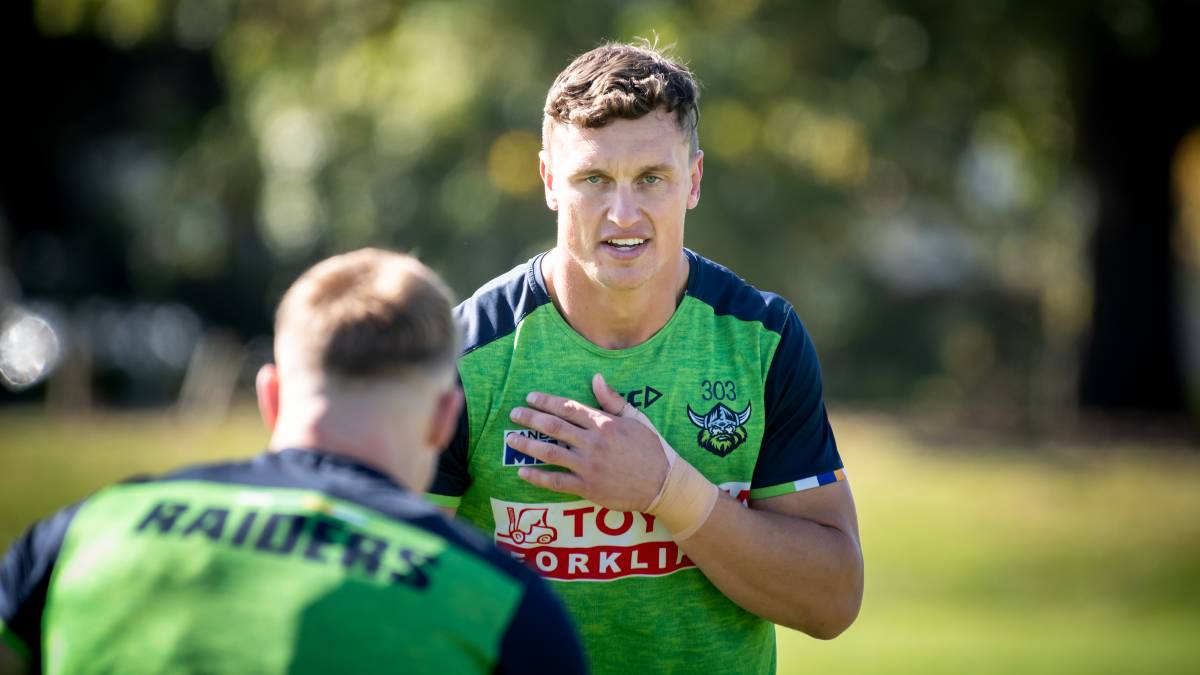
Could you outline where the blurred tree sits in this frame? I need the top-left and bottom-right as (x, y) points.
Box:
(1075, 1), (1198, 419)
(1, 0), (1196, 433)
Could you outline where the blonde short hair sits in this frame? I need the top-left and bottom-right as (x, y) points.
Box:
(274, 248), (457, 378)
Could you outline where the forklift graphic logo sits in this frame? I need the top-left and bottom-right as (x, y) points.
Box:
(496, 506), (558, 545)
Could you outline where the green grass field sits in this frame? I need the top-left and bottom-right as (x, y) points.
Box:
(2, 408), (1198, 673)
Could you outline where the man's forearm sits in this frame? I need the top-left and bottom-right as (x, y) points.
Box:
(504, 377), (863, 637)
(673, 493), (864, 638)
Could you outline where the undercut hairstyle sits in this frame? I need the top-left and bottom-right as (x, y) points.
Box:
(274, 248), (458, 379)
(543, 40), (700, 155)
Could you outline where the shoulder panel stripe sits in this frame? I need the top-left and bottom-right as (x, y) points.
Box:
(683, 249), (794, 335)
(456, 254), (552, 356)
(749, 469), (846, 500)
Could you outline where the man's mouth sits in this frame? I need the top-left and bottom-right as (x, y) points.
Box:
(603, 237), (647, 251)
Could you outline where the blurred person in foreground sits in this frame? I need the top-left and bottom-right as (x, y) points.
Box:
(429, 42), (863, 673)
(0, 249), (586, 675)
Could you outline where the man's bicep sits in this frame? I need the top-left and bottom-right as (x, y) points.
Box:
(750, 307), (844, 497)
(750, 480), (859, 541)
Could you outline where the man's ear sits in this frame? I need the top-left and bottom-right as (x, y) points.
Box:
(427, 387), (464, 452)
(255, 364), (280, 432)
(687, 149), (704, 210)
(539, 150), (558, 211)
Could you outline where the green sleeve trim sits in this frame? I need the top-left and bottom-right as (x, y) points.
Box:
(750, 469), (847, 501)
(748, 482), (798, 500)
(0, 619), (31, 663)
(424, 492), (462, 509)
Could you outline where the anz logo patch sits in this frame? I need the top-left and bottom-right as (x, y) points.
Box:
(502, 429), (566, 466)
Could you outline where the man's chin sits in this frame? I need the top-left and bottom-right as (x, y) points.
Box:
(561, 251), (660, 294)
(588, 267), (653, 293)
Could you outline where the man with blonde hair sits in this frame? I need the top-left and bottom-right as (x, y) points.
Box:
(0, 249), (585, 674)
(431, 42), (863, 673)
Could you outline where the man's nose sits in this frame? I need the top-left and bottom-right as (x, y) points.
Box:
(607, 184), (640, 229)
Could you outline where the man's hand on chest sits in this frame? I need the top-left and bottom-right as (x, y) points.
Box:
(505, 373), (670, 512)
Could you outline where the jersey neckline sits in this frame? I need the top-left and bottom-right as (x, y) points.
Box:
(269, 447), (405, 489)
(525, 249), (701, 358)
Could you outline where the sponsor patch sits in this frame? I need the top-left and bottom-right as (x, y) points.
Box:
(491, 498), (689, 581)
(490, 483), (749, 582)
(502, 429), (567, 466)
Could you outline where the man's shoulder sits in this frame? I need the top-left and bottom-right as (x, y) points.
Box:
(454, 253), (552, 356)
(142, 452), (332, 495)
(150, 455), (264, 485)
(685, 249), (796, 336)
(132, 451), (434, 523)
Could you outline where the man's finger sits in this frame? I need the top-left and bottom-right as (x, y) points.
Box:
(592, 373), (628, 416)
(505, 432), (581, 472)
(524, 391), (604, 429)
(511, 406), (588, 447)
(594, 373), (659, 430)
(518, 467), (586, 496)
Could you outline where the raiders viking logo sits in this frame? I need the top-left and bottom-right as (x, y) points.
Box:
(686, 402), (752, 457)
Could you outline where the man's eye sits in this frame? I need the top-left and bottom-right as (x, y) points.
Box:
(643, 175), (661, 184)
(585, 175), (603, 184)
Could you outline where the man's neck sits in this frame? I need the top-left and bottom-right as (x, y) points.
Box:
(268, 396), (429, 491)
(542, 249), (689, 350)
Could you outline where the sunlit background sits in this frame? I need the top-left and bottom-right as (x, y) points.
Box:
(2, 1), (1198, 672)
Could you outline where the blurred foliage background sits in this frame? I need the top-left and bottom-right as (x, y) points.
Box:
(2, 1), (1200, 672)
(2, 0), (1198, 433)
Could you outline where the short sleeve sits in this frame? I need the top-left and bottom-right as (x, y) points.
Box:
(749, 308), (844, 500)
(1, 503), (82, 667)
(427, 404), (470, 508)
(495, 576), (587, 675)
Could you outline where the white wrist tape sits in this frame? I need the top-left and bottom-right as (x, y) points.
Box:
(625, 406), (718, 541)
